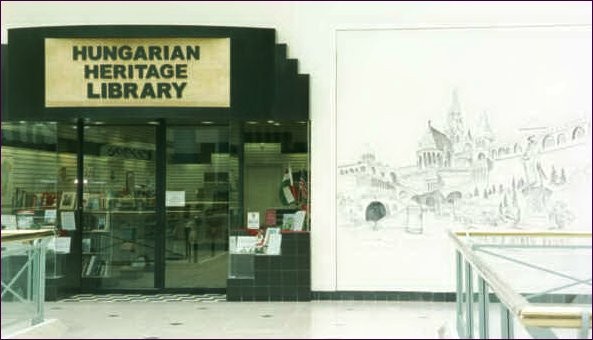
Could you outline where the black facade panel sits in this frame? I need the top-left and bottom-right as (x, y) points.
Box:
(1, 45), (7, 118)
(6, 25), (307, 123)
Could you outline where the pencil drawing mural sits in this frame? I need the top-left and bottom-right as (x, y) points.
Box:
(336, 26), (592, 290)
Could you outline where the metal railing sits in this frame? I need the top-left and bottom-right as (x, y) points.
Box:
(1, 229), (55, 328)
(449, 229), (592, 339)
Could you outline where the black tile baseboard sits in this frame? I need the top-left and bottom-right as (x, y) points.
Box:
(311, 291), (591, 303)
(311, 291), (456, 302)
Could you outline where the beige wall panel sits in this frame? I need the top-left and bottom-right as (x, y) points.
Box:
(45, 38), (230, 107)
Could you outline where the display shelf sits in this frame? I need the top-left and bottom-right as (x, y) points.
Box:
(81, 211), (113, 279)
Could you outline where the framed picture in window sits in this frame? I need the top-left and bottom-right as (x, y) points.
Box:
(59, 192), (76, 210)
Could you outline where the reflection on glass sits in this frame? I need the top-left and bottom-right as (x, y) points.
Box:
(1, 122), (59, 227)
(82, 125), (156, 289)
(1, 122), (61, 329)
(165, 125), (234, 288)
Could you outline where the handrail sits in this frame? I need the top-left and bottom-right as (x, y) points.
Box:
(520, 305), (592, 328)
(448, 229), (530, 316)
(453, 230), (592, 238)
(1, 229), (55, 243)
(1, 228), (55, 327)
(449, 229), (592, 330)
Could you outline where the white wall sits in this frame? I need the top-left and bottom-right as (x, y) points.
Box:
(2, 1), (591, 292)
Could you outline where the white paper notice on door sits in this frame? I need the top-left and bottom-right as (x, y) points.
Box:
(44, 209), (57, 224)
(1, 215), (17, 230)
(247, 212), (260, 229)
(60, 211), (76, 230)
(49, 237), (72, 254)
(165, 191), (185, 207)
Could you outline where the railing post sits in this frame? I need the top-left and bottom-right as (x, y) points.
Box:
(578, 309), (590, 339)
(501, 304), (514, 339)
(456, 251), (465, 338)
(31, 239), (47, 325)
(478, 277), (489, 339)
(465, 260), (474, 338)
(27, 246), (33, 301)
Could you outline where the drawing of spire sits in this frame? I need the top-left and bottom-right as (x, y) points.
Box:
(446, 88), (465, 148)
(476, 110), (495, 142)
(450, 88), (461, 115)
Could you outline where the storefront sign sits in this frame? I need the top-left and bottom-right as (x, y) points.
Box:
(45, 38), (230, 107)
(100, 145), (153, 161)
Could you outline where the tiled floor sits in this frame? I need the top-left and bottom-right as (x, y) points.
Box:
(58, 293), (226, 303)
(6, 295), (586, 339)
(4, 297), (459, 339)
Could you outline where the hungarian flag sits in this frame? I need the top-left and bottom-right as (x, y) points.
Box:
(280, 167), (295, 205)
(298, 172), (308, 204)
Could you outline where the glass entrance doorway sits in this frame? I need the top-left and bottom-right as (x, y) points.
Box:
(82, 125), (157, 289)
(2, 119), (309, 293)
(74, 121), (308, 291)
(80, 123), (237, 290)
(165, 125), (237, 288)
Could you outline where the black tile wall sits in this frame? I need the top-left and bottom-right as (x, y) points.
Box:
(227, 232), (311, 302)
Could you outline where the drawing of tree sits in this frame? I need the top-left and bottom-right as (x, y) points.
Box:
(366, 201), (386, 230)
(550, 166), (558, 185)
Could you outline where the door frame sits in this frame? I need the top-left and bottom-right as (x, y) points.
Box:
(77, 119), (229, 293)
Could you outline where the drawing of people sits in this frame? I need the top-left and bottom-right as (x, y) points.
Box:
(522, 136), (541, 186)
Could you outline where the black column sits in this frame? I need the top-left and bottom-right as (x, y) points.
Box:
(237, 122), (245, 227)
(155, 120), (166, 289)
(74, 119), (84, 292)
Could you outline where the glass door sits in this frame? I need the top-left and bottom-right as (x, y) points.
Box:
(164, 124), (237, 288)
(81, 125), (157, 289)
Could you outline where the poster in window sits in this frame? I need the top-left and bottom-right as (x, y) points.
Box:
(59, 192), (76, 210)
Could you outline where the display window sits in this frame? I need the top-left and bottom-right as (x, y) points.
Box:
(2, 25), (310, 300)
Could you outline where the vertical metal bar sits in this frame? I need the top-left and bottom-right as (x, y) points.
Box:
(578, 309), (590, 339)
(478, 276), (489, 339)
(75, 118), (85, 288)
(456, 251), (465, 338)
(26, 246), (32, 300)
(501, 304), (514, 339)
(32, 239), (47, 325)
(155, 119), (166, 289)
(237, 121), (245, 228)
(30, 241), (39, 325)
(465, 260), (474, 338)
